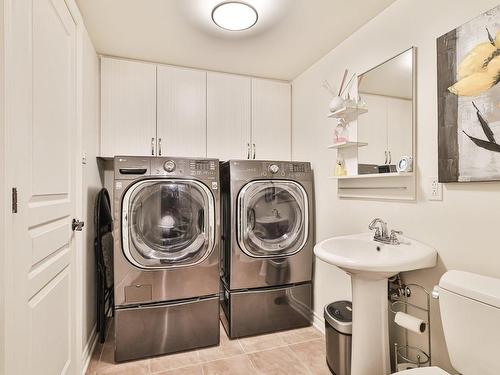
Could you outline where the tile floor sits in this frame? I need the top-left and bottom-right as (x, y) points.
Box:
(86, 320), (331, 375)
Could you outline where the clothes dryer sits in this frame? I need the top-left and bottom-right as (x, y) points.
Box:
(220, 160), (314, 338)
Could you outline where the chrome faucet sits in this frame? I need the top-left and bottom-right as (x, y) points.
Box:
(369, 218), (388, 240)
(369, 218), (402, 245)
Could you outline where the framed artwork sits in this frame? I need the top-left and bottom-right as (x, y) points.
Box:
(437, 5), (500, 182)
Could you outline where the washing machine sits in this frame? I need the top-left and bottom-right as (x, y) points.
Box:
(113, 156), (220, 362)
(220, 160), (314, 338)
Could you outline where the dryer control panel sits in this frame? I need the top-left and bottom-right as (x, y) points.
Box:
(229, 160), (312, 181)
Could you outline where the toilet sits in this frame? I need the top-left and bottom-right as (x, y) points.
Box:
(394, 270), (500, 375)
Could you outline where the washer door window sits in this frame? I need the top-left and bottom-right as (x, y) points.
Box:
(122, 179), (215, 269)
(238, 180), (308, 258)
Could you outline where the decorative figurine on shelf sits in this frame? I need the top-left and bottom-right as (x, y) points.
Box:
(334, 157), (347, 176)
(334, 120), (349, 143)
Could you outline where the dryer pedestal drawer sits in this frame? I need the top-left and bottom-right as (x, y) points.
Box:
(221, 282), (312, 339)
(115, 296), (219, 362)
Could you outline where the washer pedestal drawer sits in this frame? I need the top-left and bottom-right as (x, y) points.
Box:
(115, 295), (219, 362)
(221, 282), (312, 339)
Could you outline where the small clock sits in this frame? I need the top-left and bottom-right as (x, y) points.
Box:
(396, 156), (413, 173)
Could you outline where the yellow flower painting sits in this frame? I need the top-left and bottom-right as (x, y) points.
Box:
(437, 5), (500, 183)
(448, 29), (500, 96)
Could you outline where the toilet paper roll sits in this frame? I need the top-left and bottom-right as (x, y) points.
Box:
(394, 312), (426, 334)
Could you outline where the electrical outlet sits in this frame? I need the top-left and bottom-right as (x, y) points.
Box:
(428, 177), (443, 201)
(82, 152), (88, 165)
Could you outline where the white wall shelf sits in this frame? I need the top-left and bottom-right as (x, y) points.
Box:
(327, 106), (368, 120)
(327, 141), (368, 149)
(329, 172), (413, 179)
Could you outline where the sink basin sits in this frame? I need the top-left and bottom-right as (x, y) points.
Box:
(314, 232), (437, 279)
(314, 232), (437, 375)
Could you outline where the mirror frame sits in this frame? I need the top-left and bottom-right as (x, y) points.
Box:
(332, 46), (418, 202)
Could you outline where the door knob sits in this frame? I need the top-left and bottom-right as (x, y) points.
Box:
(72, 219), (85, 232)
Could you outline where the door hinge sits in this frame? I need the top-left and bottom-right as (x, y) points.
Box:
(12, 187), (18, 213)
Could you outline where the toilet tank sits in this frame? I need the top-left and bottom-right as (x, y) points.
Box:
(438, 270), (500, 375)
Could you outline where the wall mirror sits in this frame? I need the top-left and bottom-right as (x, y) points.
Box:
(357, 48), (415, 175)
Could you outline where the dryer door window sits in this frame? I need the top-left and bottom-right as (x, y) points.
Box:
(122, 179), (215, 268)
(238, 180), (308, 258)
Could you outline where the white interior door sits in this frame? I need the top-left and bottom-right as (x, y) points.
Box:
(101, 57), (157, 157)
(207, 72), (251, 161)
(157, 65), (207, 157)
(251, 78), (291, 160)
(6, 0), (77, 373)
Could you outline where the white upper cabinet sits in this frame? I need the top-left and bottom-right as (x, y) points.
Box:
(157, 65), (207, 157)
(251, 78), (291, 160)
(358, 94), (412, 165)
(206, 72), (251, 161)
(101, 58), (157, 157)
(100, 58), (292, 161)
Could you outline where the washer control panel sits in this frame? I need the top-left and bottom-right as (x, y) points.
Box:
(189, 160), (217, 176)
(151, 158), (218, 182)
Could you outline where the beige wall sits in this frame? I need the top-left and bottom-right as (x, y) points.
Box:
(82, 30), (102, 352)
(292, 0), (500, 372)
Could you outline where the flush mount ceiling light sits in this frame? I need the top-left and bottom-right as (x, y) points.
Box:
(212, 2), (258, 31)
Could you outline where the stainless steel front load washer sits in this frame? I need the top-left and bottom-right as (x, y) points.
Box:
(220, 160), (314, 338)
(113, 156), (220, 362)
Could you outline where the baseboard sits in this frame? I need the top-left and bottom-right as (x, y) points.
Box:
(311, 309), (325, 334)
(81, 325), (98, 375)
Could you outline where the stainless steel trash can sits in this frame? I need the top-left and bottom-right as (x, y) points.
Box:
(324, 301), (352, 375)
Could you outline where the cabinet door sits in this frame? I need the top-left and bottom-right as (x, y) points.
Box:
(207, 72), (251, 161)
(251, 79), (291, 160)
(387, 97), (412, 164)
(101, 58), (156, 157)
(357, 94), (388, 165)
(157, 66), (207, 157)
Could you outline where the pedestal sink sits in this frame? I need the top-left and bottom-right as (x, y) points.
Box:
(314, 232), (437, 375)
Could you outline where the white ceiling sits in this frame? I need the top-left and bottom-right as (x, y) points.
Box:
(76, 0), (396, 81)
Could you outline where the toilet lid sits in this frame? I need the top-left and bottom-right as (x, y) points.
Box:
(394, 367), (451, 375)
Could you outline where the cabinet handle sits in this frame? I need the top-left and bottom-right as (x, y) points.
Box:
(252, 143), (256, 159)
(158, 138), (162, 156)
(151, 138), (155, 155)
(246, 143), (250, 159)
(388, 151), (392, 164)
(384, 151), (388, 165)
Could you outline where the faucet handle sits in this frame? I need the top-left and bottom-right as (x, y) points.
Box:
(389, 229), (402, 244)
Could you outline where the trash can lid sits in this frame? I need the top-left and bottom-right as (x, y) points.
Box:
(324, 300), (352, 335)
